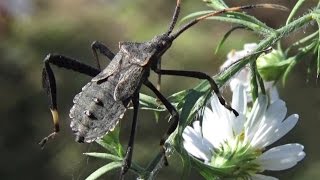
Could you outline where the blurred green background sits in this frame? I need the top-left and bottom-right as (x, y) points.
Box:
(1, 0), (319, 179)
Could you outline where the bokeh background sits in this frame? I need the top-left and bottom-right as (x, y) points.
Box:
(1, 0), (319, 179)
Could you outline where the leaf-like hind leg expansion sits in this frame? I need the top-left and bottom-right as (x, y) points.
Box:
(40, 54), (100, 148)
(91, 41), (115, 70)
(154, 69), (239, 116)
(119, 93), (140, 180)
(144, 80), (180, 166)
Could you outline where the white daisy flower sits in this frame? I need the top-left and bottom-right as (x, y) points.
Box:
(220, 43), (279, 103)
(182, 85), (305, 179)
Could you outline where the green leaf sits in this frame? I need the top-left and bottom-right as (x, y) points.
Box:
(178, 89), (208, 135)
(191, 157), (228, 179)
(85, 162), (122, 180)
(286, 0), (306, 25)
(139, 93), (165, 111)
(215, 26), (247, 54)
(83, 152), (122, 161)
(180, 11), (274, 35)
(282, 56), (298, 85)
(204, 0), (228, 10)
(288, 30), (318, 52)
(206, 12), (274, 35)
(178, 147), (192, 180)
(153, 111), (160, 122)
(96, 127), (123, 157)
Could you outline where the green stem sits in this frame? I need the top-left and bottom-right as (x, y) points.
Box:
(218, 13), (314, 85)
(250, 62), (258, 102)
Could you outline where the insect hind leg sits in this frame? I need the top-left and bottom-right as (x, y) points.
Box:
(39, 54), (100, 148)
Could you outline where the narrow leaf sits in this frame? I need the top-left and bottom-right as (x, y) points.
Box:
(83, 152), (122, 161)
(85, 162), (122, 180)
(139, 93), (165, 111)
(178, 89), (207, 134)
(205, 0), (228, 10)
(286, 0), (306, 25)
(215, 26), (247, 54)
(96, 127), (123, 157)
(180, 11), (273, 35)
(282, 57), (297, 86)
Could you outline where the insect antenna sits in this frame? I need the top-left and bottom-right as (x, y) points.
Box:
(166, 0), (181, 35)
(169, 4), (288, 40)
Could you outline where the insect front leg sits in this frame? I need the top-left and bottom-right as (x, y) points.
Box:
(119, 93), (140, 180)
(40, 54), (100, 148)
(153, 69), (239, 116)
(144, 80), (180, 166)
(91, 41), (115, 70)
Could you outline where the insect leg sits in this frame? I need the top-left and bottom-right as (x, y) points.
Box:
(144, 80), (180, 166)
(154, 69), (239, 116)
(91, 41), (115, 70)
(156, 59), (161, 91)
(39, 54), (100, 148)
(119, 93), (140, 180)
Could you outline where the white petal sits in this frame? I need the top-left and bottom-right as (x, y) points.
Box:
(202, 107), (220, 147)
(202, 106), (230, 147)
(257, 143), (305, 171)
(182, 126), (212, 161)
(210, 95), (229, 122)
(192, 121), (202, 136)
(243, 43), (258, 51)
(262, 114), (299, 147)
(251, 174), (278, 180)
(269, 86), (279, 103)
(231, 84), (247, 115)
(245, 95), (268, 143)
(264, 100), (287, 125)
(232, 114), (246, 136)
(250, 100), (288, 148)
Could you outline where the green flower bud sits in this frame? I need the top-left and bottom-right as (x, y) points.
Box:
(257, 49), (292, 81)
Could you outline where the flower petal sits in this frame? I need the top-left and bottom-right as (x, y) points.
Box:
(251, 174), (278, 180)
(202, 106), (230, 147)
(257, 143), (305, 171)
(269, 86), (279, 103)
(264, 99), (287, 125)
(262, 114), (299, 147)
(232, 114), (246, 136)
(182, 126), (212, 162)
(250, 100), (288, 148)
(245, 95), (268, 143)
(192, 120), (202, 136)
(210, 95), (229, 122)
(231, 84), (247, 115)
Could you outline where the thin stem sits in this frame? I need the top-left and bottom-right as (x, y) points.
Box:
(250, 62), (259, 102)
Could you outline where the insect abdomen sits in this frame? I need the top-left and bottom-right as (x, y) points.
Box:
(69, 73), (127, 143)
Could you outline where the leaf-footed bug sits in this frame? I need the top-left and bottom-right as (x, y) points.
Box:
(39, 0), (287, 179)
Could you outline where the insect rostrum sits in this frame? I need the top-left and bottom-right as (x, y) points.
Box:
(39, 0), (287, 179)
